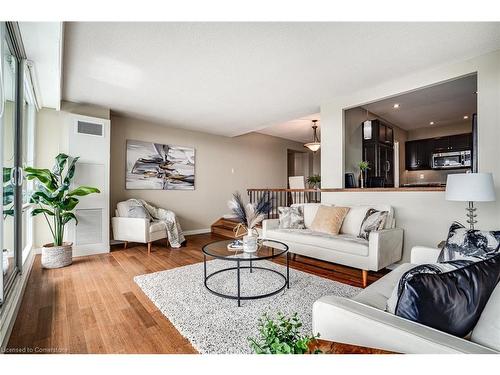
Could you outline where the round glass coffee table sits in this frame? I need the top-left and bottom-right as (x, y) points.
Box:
(202, 239), (289, 307)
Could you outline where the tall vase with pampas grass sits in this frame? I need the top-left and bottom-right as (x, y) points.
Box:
(227, 192), (271, 252)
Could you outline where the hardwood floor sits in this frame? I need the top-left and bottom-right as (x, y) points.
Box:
(6, 233), (388, 354)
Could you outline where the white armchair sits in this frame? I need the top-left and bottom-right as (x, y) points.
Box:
(111, 201), (167, 254)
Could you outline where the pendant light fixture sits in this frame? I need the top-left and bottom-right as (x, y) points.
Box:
(304, 120), (321, 152)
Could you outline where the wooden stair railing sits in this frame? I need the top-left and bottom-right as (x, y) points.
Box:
(247, 188), (321, 218)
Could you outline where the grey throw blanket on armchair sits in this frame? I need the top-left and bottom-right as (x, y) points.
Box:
(127, 199), (185, 248)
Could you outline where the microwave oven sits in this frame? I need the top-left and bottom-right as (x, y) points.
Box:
(432, 150), (471, 169)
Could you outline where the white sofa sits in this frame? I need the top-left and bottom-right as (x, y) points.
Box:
(111, 200), (167, 254)
(262, 203), (403, 287)
(312, 246), (500, 353)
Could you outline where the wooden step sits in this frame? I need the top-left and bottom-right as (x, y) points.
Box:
(210, 217), (244, 239)
(211, 225), (237, 239)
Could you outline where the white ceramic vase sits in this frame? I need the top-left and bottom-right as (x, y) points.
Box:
(242, 233), (258, 253)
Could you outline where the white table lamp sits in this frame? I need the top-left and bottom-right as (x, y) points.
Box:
(445, 173), (496, 229)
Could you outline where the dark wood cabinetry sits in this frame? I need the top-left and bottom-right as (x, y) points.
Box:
(362, 120), (394, 187)
(405, 133), (472, 171)
(405, 139), (432, 170)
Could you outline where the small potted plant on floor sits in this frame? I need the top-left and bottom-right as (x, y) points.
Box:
(248, 312), (320, 354)
(358, 160), (370, 188)
(25, 153), (100, 269)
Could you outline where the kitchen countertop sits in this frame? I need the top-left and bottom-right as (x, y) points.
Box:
(321, 186), (446, 192)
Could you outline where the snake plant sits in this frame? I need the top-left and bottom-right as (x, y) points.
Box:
(24, 153), (100, 246)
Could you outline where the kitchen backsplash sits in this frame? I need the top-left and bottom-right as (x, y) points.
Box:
(402, 169), (469, 185)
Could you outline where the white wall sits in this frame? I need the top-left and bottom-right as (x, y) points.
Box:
(321, 50), (500, 262)
(34, 101), (110, 247)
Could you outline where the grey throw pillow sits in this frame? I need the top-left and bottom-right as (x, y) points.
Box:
(278, 206), (305, 229)
(127, 201), (152, 220)
(438, 221), (500, 262)
(358, 209), (388, 240)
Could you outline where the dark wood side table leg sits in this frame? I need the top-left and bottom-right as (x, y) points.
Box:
(237, 260), (241, 307)
(286, 252), (290, 288)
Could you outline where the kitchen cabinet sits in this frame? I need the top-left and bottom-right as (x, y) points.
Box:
(405, 139), (432, 170)
(405, 133), (472, 171)
(432, 134), (472, 152)
(363, 119), (394, 145)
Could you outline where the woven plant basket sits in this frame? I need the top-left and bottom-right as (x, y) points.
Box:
(41, 242), (73, 269)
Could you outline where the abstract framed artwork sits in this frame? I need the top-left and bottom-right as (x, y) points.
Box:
(126, 140), (195, 190)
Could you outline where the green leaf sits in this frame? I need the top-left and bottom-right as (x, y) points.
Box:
(24, 167), (58, 192)
(3, 167), (12, 183)
(60, 197), (79, 211)
(3, 185), (14, 206)
(30, 191), (57, 206)
(31, 208), (55, 217)
(67, 186), (100, 197)
(61, 212), (78, 225)
(52, 153), (69, 176)
(63, 156), (80, 186)
(3, 209), (14, 217)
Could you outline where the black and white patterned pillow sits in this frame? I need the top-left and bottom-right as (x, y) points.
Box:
(438, 221), (500, 262)
(278, 206), (305, 229)
(358, 209), (388, 240)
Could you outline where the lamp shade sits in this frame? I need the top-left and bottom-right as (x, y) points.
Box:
(445, 173), (496, 202)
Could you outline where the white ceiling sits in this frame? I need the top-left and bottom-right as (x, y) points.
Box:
(361, 74), (477, 130)
(258, 113), (320, 143)
(62, 22), (500, 137)
(19, 22), (63, 109)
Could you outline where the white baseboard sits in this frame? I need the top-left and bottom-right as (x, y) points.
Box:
(184, 228), (211, 236)
(0, 247), (36, 351)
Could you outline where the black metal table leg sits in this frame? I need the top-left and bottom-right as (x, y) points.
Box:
(250, 258), (253, 273)
(203, 254), (207, 280)
(286, 252), (290, 288)
(237, 260), (241, 307)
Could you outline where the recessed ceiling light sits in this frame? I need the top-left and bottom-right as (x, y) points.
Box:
(429, 121), (435, 125)
(393, 103), (400, 109)
(463, 115), (469, 120)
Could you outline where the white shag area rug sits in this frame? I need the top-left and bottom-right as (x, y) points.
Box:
(134, 259), (360, 354)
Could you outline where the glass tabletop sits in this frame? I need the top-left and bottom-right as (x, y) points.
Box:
(202, 239), (288, 261)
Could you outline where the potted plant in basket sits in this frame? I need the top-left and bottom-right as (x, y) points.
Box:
(25, 153), (100, 269)
(227, 191), (271, 253)
(358, 160), (370, 188)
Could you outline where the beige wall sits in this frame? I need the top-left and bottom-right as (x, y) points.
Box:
(407, 121), (472, 141)
(110, 115), (306, 232)
(34, 101), (111, 247)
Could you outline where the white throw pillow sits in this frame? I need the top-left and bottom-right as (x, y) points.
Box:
(471, 282), (500, 351)
(340, 205), (370, 236)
